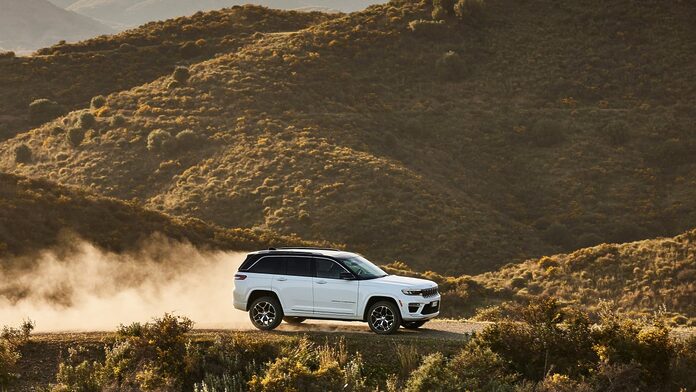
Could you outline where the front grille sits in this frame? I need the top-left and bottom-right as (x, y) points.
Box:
(421, 287), (439, 298)
(421, 301), (440, 315)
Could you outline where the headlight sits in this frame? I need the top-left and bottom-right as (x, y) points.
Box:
(401, 289), (422, 296)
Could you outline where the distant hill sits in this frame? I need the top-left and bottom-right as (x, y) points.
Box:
(0, 0), (113, 51)
(0, 6), (334, 140)
(66, 0), (379, 26)
(1, 0), (695, 275)
(0, 172), (308, 258)
(46, 0), (78, 7)
(385, 228), (696, 323)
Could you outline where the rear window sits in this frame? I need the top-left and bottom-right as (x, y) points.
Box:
(249, 257), (285, 274)
(286, 257), (312, 277)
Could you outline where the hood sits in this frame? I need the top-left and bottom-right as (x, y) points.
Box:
(365, 274), (436, 288)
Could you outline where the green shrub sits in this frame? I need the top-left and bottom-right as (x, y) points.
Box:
(147, 129), (175, 152)
(29, 98), (62, 124)
(408, 19), (447, 38)
(248, 338), (345, 392)
(172, 66), (190, 83)
(432, 0), (455, 18)
(67, 128), (86, 147)
(404, 352), (458, 392)
(180, 41), (202, 58)
(110, 114), (126, 127)
(448, 344), (517, 391)
(14, 144), (32, 164)
(78, 112), (96, 129)
(0, 320), (34, 390)
(175, 129), (200, 148)
(454, 0), (485, 21)
(90, 95), (107, 109)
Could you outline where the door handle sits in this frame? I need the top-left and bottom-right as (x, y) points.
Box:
(316, 280), (327, 284)
(276, 277), (287, 281)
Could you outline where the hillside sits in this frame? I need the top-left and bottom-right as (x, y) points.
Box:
(65, 0), (379, 27)
(384, 228), (696, 323)
(1, 0), (695, 274)
(0, 172), (307, 258)
(476, 229), (696, 322)
(0, 0), (113, 52)
(0, 6), (334, 140)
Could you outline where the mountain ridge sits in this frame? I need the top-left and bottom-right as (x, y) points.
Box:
(1, 0), (694, 274)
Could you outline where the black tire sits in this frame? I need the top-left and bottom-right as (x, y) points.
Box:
(249, 296), (284, 331)
(402, 320), (428, 330)
(367, 300), (401, 335)
(283, 317), (306, 324)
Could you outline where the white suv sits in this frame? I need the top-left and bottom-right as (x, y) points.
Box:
(233, 248), (441, 334)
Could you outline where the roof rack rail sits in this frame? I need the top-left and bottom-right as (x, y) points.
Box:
(269, 247), (341, 251)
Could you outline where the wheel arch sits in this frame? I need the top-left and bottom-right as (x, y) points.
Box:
(362, 295), (399, 321)
(246, 289), (281, 311)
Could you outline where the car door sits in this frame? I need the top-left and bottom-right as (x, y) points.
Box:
(312, 257), (359, 317)
(270, 256), (314, 315)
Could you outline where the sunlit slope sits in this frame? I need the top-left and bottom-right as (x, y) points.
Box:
(1, 0), (695, 274)
(476, 228), (696, 320)
(0, 172), (304, 257)
(0, 6), (334, 140)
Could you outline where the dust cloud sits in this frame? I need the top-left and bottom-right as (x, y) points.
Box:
(0, 237), (253, 332)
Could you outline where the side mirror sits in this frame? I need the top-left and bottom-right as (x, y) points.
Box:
(340, 272), (355, 280)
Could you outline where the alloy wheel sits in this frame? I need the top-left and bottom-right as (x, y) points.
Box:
(252, 301), (277, 327)
(370, 305), (395, 332)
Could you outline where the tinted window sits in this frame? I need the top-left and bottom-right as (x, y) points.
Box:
(315, 258), (346, 279)
(249, 257), (285, 274)
(286, 257), (312, 277)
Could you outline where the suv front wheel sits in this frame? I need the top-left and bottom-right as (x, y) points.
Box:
(249, 296), (284, 331)
(367, 300), (401, 334)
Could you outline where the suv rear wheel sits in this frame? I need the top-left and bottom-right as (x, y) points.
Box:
(367, 301), (401, 335)
(249, 296), (283, 330)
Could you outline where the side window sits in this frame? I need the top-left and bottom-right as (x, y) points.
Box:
(286, 257), (312, 277)
(315, 258), (345, 279)
(249, 257), (285, 275)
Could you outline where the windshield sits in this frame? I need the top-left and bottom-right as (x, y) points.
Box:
(339, 255), (388, 279)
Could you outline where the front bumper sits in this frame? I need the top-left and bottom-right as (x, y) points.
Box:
(398, 295), (441, 321)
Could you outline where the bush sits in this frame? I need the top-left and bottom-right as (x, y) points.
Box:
(0, 51), (15, 59)
(448, 344), (517, 391)
(454, 0), (485, 21)
(90, 95), (107, 109)
(14, 144), (32, 164)
(78, 112), (96, 129)
(248, 338), (346, 392)
(175, 129), (202, 150)
(180, 41), (202, 58)
(408, 20), (447, 39)
(110, 114), (126, 127)
(147, 129), (175, 152)
(52, 314), (195, 391)
(172, 66), (190, 83)
(67, 128), (86, 147)
(404, 352), (458, 392)
(436, 51), (466, 81)
(432, 0), (455, 19)
(29, 98), (62, 124)
(0, 320), (34, 390)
